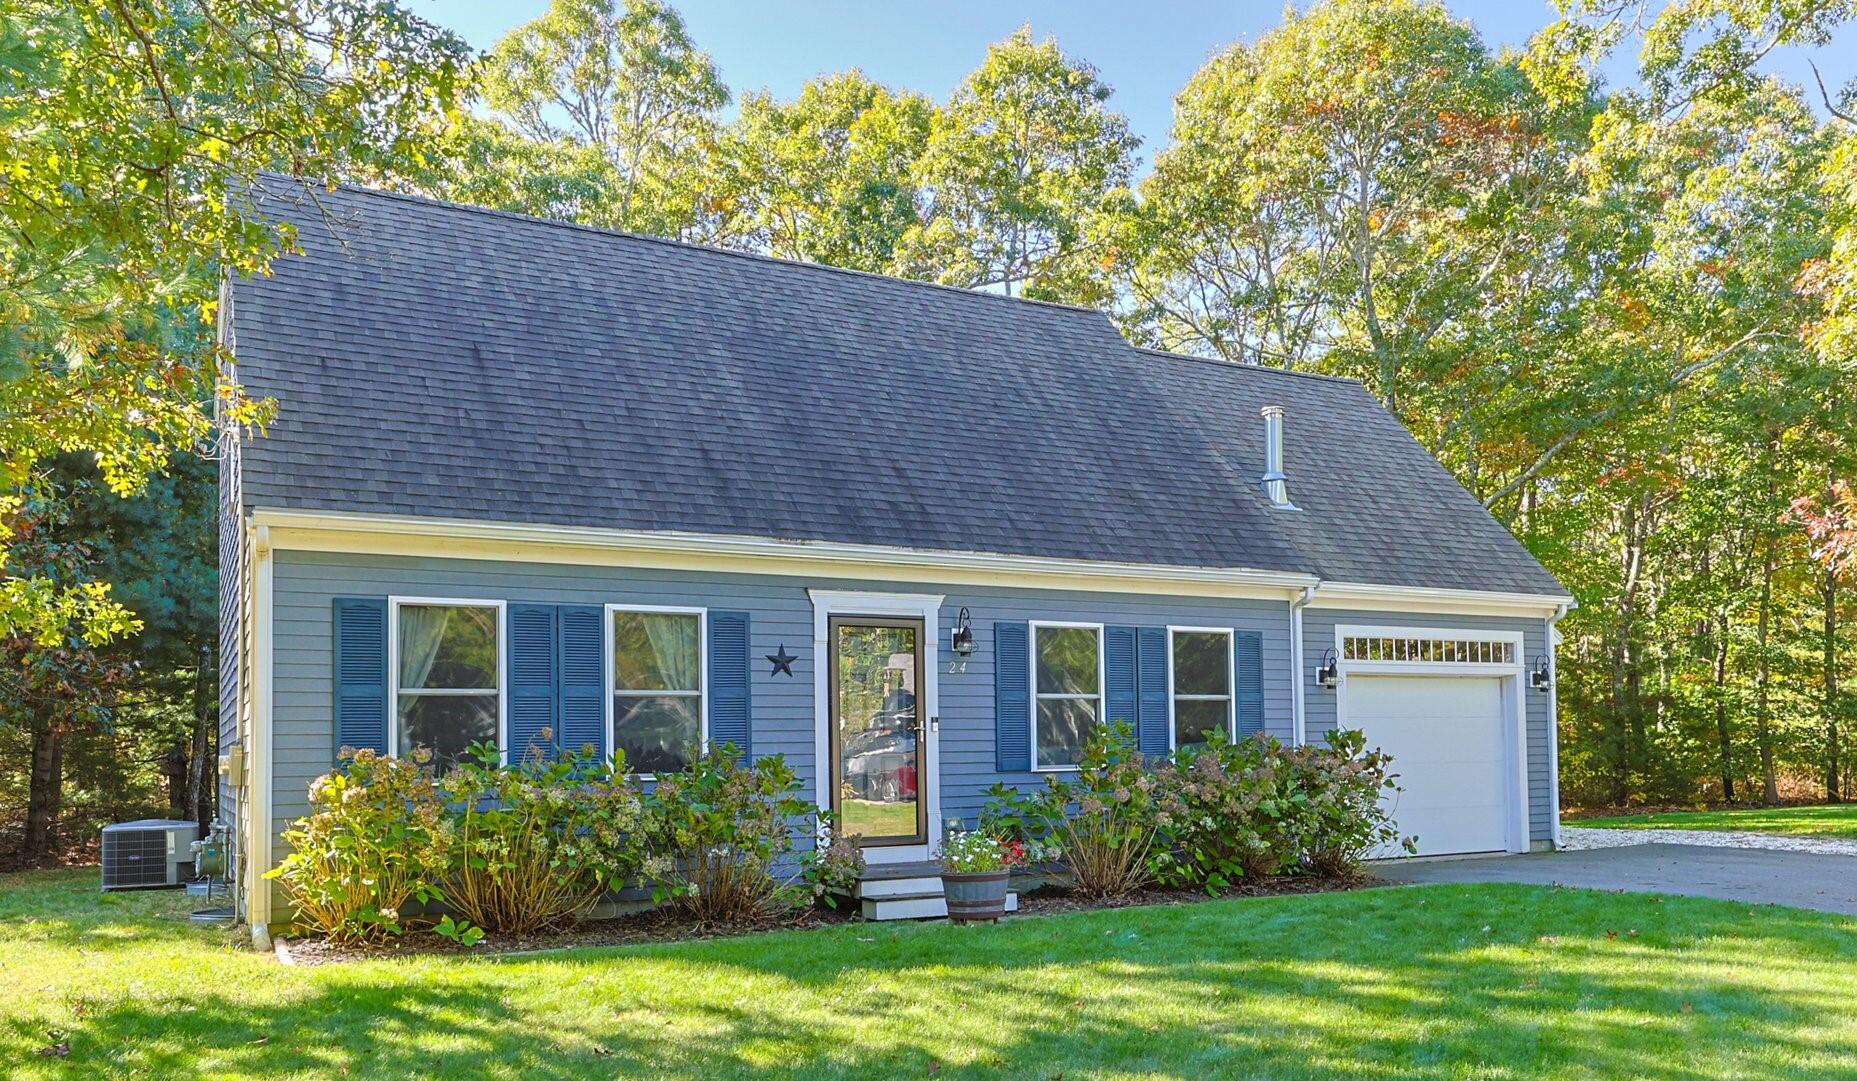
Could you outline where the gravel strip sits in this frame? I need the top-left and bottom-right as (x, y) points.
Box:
(1561, 824), (1857, 857)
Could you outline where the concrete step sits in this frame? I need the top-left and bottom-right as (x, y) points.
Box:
(855, 875), (944, 899)
(861, 890), (1018, 922)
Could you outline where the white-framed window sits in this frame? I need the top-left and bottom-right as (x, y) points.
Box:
(1168, 627), (1234, 749)
(389, 597), (505, 772)
(607, 604), (706, 777)
(1342, 635), (1516, 665)
(1031, 621), (1104, 771)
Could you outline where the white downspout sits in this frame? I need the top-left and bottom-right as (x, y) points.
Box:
(1545, 600), (1572, 849)
(1289, 584), (1319, 746)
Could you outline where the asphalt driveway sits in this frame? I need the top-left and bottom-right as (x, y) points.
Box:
(1375, 842), (1857, 915)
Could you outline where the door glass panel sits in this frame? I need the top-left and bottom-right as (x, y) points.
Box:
(834, 622), (922, 843)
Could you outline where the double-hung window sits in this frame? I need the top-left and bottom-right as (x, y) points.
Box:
(610, 606), (705, 776)
(392, 599), (502, 771)
(1032, 622), (1103, 770)
(1170, 628), (1234, 748)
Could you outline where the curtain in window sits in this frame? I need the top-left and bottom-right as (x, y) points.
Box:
(398, 605), (450, 690)
(614, 611), (699, 690)
(644, 614), (698, 690)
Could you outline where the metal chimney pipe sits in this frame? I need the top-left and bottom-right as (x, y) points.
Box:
(1261, 405), (1296, 509)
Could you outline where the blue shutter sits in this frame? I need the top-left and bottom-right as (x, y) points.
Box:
(1104, 626), (1138, 740)
(557, 605), (606, 761)
(994, 621), (1031, 772)
(1136, 627), (1171, 756)
(708, 611), (751, 762)
(507, 603), (558, 764)
(1236, 631), (1265, 739)
(333, 597), (389, 759)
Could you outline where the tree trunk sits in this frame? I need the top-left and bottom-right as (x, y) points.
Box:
(1825, 564), (1841, 803)
(189, 643), (215, 829)
(164, 743), (188, 817)
(1712, 620), (1735, 802)
(1608, 494), (1648, 804)
(24, 712), (62, 861)
(1755, 536), (1779, 806)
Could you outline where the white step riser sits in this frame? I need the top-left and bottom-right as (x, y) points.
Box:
(855, 876), (944, 899)
(861, 892), (1018, 922)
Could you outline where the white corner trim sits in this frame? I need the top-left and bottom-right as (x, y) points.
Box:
(1545, 601), (1570, 849)
(810, 590), (943, 864)
(248, 524), (274, 945)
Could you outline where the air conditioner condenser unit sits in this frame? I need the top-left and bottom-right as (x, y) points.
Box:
(100, 819), (199, 891)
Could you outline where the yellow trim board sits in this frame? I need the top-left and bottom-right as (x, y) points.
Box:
(247, 508), (1572, 614)
(252, 509), (1316, 601)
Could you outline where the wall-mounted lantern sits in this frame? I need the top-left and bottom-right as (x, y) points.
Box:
(951, 607), (976, 658)
(1315, 648), (1339, 689)
(1530, 655), (1552, 692)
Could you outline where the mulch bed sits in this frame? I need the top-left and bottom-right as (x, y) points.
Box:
(281, 873), (1373, 967)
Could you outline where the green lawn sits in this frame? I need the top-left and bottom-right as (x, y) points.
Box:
(1575, 803), (1857, 840)
(5, 869), (1857, 1079)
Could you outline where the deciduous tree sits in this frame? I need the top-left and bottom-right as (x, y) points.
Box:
(483, 0), (727, 237)
(895, 27), (1137, 302)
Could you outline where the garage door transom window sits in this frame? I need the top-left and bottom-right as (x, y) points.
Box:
(1342, 635), (1515, 665)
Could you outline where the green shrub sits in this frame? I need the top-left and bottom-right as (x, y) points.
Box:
(1286, 728), (1413, 876)
(797, 811), (865, 909)
(267, 748), (445, 944)
(986, 723), (1415, 894)
(643, 743), (816, 923)
(1154, 731), (1304, 891)
(437, 739), (649, 935)
(983, 722), (1165, 897)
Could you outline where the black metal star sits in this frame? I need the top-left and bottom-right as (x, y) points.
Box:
(766, 644), (798, 677)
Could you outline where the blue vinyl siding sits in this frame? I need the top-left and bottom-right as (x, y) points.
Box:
(1300, 608), (1556, 846)
(265, 551), (1300, 860)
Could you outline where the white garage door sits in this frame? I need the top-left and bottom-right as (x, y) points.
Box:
(1347, 675), (1509, 857)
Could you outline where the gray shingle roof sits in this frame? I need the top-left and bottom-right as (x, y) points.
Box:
(231, 182), (1565, 598)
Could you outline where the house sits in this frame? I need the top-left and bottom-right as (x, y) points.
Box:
(217, 182), (1573, 938)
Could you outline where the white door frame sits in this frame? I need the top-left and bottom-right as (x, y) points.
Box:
(1333, 624), (1529, 855)
(809, 589), (944, 864)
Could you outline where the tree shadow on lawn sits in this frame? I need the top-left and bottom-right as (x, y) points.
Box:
(40, 885), (1857, 1080)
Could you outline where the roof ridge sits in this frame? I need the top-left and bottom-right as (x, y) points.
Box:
(1134, 347), (1364, 386)
(274, 175), (1115, 321)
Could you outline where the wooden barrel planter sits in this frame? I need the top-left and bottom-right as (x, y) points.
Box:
(941, 870), (1010, 922)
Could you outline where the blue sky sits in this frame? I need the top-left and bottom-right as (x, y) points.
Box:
(418, 0), (1855, 171)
